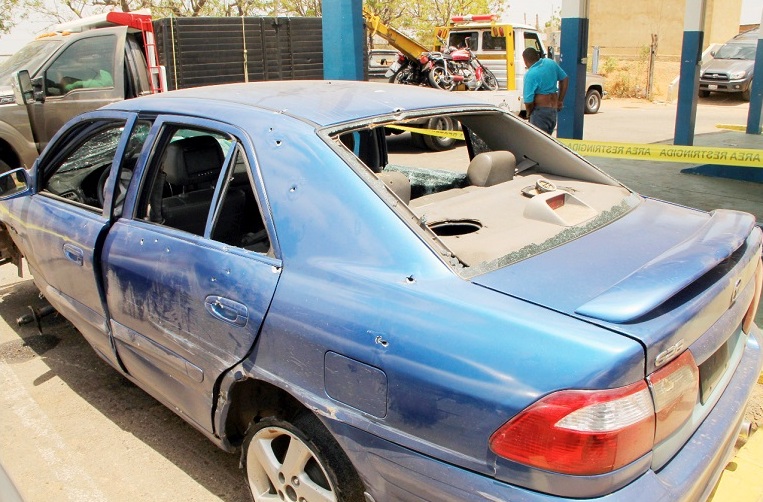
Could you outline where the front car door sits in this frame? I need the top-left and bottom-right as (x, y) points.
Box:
(30, 26), (127, 151)
(1, 111), (144, 369)
(102, 116), (281, 433)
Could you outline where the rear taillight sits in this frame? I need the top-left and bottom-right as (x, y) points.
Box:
(743, 259), (762, 333)
(490, 351), (699, 475)
(489, 381), (654, 475)
(649, 350), (698, 444)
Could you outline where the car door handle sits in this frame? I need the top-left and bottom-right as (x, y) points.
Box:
(63, 243), (84, 266)
(204, 295), (248, 327)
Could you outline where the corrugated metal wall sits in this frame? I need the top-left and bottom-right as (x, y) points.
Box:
(154, 16), (324, 90)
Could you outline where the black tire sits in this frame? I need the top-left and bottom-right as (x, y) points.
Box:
(423, 116), (457, 151)
(584, 89), (602, 114)
(698, 90), (711, 98)
(388, 63), (410, 84)
(242, 413), (364, 502)
(428, 63), (455, 91)
(481, 68), (499, 91)
(742, 79), (752, 101)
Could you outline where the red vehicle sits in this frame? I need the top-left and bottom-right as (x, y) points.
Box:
(429, 37), (500, 91)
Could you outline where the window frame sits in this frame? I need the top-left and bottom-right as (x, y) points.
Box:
(124, 115), (280, 258)
(35, 111), (138, 216)
(43, 34), (118, 97)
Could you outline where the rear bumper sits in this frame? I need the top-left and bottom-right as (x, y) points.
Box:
(329, 325), (763, 501)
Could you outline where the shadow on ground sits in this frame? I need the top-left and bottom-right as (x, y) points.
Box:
(0, 278), (250, 502)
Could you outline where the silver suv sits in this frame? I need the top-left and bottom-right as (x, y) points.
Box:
(699, 29), (758, 101)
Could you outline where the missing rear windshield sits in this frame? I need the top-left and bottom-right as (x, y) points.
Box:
(332, 110), (638, 275)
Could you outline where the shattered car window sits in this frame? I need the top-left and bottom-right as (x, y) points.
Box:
(333, 110), (639, 275)
(57, 126), (124, 174)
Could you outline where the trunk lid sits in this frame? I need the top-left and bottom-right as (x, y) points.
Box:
(472, 198), (761, 374)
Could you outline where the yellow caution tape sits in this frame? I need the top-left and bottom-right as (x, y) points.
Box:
(387, 125), (763, 168)
(716, 123), (763, 133)
(558, 139), (763, 168)
(387, 124), (466, 140)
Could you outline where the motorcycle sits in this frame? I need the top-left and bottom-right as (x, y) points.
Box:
(428, 38), (499, 91)
(385, 52), (437, 87)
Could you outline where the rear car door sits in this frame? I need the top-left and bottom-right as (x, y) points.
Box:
(3, 111), (144, 368)
(30, 26), (127, 151)
(102, 116), (281, 433)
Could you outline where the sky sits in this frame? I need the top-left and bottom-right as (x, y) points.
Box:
(1, 0), (762, 56)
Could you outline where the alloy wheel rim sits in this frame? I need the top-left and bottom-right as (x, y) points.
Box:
(247, 426), (336, 502)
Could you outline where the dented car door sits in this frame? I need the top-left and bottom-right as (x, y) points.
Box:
(1, 112), (141, 369)
(101, 116), (281, 433)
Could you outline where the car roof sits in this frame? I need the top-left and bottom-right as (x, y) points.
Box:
(107, 80), (493, 127)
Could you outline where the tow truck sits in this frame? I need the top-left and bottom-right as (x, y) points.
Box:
(363, 9), (606, 116)
(1, 12), (166, 173)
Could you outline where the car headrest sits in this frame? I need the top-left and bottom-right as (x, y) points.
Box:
(163, 136), (224, 186)
(378, 171), (411, 204)
(467, 151), (516, 187)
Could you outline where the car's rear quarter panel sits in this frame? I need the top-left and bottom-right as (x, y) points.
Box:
(240, 113), (646, 482)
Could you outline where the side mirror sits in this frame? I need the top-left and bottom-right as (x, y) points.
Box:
(12, 70), (35, 105)
(547, 47), (555, 59)
(0, 168), (31, 200)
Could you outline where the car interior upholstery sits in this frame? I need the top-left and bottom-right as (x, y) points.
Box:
(160, 135), (246, 240)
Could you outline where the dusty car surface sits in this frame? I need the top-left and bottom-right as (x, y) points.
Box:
(0, 81), (761, 502)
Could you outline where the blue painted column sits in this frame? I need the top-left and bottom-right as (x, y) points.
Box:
(558, 0), (589, 140)
(322, 0), (365, 80)
(674, 0), (706, 146)
(746, 9), (763, 135)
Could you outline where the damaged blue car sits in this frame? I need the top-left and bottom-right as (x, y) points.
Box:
(0, 80), (761, 502)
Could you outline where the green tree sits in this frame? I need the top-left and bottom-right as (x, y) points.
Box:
(364, 0), (408, 48)
(407, 0), (504, 44)
(0, 0), (24, 33)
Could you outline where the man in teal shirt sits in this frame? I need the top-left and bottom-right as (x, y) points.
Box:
(522, 48), (568, 135)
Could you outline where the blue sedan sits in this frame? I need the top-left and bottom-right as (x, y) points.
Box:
(0, 81), (760, 501)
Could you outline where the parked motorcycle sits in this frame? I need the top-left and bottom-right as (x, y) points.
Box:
(385, 52), (436, 87)
(428, 38), (499, 91)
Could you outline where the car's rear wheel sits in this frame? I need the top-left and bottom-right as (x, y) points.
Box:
(698, 90), (711, 98)
(585, 89), (602, 114)
(243, 413), (364, 502)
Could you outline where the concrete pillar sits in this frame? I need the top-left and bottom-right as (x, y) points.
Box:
(558, 0), (589, 140)
(746, 9), (763, 135)
(674, 0), (706, 146)
(322, 0), (365, 80)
